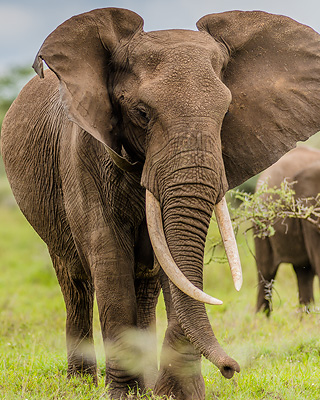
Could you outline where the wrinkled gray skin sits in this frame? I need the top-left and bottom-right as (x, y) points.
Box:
(255, 147), (320, 316)
(2, 8), (320, 400)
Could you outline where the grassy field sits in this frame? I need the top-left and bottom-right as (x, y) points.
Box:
(1, 158), (320, 400)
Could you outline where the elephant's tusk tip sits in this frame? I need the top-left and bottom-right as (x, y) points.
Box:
(207, 297), (223, 305)
(234, 277), (243, 292)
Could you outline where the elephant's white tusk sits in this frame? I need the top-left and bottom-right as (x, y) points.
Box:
(145, 190), (223, 306)
(213, 197), (243, 291)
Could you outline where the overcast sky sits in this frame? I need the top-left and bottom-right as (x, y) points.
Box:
(1, 0), (320, 73)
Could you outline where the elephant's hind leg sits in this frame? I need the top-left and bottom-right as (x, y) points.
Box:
(293, 264), (315, 310)
(50, 252), (97, 382)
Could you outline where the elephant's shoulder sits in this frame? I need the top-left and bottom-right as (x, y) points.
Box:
(18, 68), (59, 101)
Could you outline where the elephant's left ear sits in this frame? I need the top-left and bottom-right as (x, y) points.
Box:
(197, 11), (320, 188)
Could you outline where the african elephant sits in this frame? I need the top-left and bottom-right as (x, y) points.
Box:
(1, 7), (320, 400)
(255, 146), (320, 316)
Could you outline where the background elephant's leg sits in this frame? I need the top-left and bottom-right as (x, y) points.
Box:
(50, 252), (97, 381)
(154, 270), (205, 400)
(255, 237), (278, 316)
(94, 256), (144, 397)
(135, 272), (161, 389)
(293, 264), (315, 308)
(300, 223), (320, 309)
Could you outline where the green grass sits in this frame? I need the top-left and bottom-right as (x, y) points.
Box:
(1, 167), (320, 399)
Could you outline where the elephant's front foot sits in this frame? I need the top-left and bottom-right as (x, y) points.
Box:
(154, 365), (205, 400)
(154, 332), (205, 400)
(106, 380), (145, 400)
(66, 330), (98, 383)
(105, 360), (145, 400)
(67, 362), (97, 385)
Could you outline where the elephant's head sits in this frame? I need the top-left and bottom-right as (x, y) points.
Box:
(33, 8), (320, 378)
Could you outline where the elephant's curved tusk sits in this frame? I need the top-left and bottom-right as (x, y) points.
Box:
(145, 190), (223, 305)
(213, 197), (243, 291)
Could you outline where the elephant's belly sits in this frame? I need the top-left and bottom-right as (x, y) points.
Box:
(270, 233), (309, 266)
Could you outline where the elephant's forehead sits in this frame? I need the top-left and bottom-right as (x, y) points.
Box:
(143, 29), (213, 45)
(135, 30), (218, 52)
(129, 29), (224, 68)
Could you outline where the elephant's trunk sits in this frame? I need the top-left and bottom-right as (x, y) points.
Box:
(159, 190), (239, 376)
(142, 127), (240, 377)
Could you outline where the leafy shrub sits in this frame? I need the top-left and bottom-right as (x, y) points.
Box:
(229, 180), (320, 238)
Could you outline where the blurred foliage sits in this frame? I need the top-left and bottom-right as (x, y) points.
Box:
(205, 180), (320, 265)
(230, 180), (320, 238)
(0, 65), (34, 130)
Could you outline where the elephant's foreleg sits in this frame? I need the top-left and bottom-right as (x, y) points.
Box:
(135, 270), (161, 389)
(94, 256), (144, 398)
(293, 264), (315, 308)
(154, 270), (205, 400)
(50, 252), (97, 381)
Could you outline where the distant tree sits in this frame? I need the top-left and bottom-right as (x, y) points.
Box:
(0, 66), (34, 130)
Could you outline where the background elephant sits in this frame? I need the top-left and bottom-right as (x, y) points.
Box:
(255, 146), (320, 316)
(2, 7), (320, 400)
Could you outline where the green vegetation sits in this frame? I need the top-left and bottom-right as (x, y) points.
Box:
(230, 181), (320, 238)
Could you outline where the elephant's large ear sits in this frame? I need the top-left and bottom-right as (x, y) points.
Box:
(197, 11), (320, 188)
(33, 8), (144, 152)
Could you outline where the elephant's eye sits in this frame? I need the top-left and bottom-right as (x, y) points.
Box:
(138, 109), (148, 121)
(136, 106), (150, 126)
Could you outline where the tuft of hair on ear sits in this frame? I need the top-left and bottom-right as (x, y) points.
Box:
(32, 54), (44, 79)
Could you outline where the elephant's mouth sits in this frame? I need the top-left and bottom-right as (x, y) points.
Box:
(145, 189), (242, 304)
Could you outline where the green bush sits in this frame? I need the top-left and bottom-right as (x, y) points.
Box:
(229, 180), (320, 238)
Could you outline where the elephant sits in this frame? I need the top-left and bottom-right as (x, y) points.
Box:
(255, 146), (320, 316)
(1, 7), (320, 400)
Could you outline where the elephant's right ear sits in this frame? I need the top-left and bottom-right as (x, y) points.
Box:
(33, 8), (144, 153)
(197, 11), (320, 189)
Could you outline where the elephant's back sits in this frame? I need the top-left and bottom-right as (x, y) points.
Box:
(2, 69), (62, 140)
(1, 69), (64, 177)
(1, 69), (73, 256)
(256, 146), (320, 189)
(294, 160), (320, 198)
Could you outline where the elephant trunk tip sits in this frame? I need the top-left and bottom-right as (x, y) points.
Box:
(220, 360), (240, 379)
(219, 358), (240, 379)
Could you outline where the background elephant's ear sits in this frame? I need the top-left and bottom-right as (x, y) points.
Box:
(197, 11), (320, 188)
(33, 8), (144, 150)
